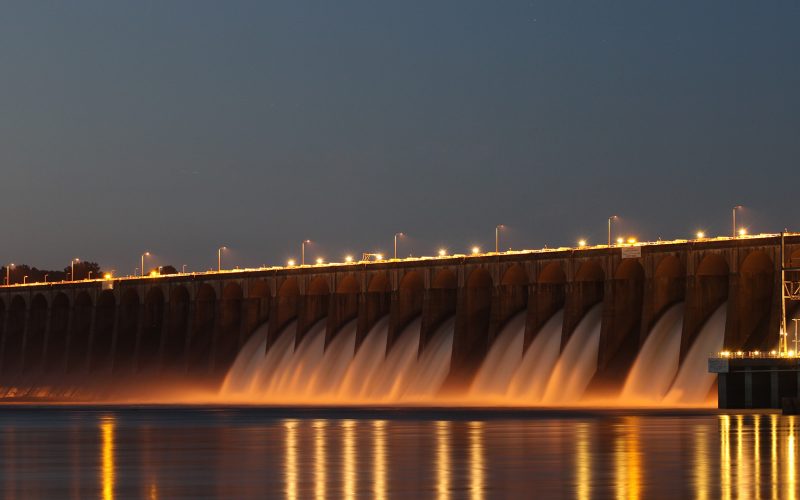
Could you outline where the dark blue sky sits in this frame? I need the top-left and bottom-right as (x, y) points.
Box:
(1, 1), (798, 273)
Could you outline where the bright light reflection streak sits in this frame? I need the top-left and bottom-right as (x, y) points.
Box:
(101, 416), (116, 500)
(788, 417), (796, 500)
(736, 415), (745, 499)
(694, 425), (709, 500)
(754, 415), (761, 500)
(469, 421), (484, 500)
(614, 418), (641, 500)
(720, 415), (731, 500)
(373, 421), (387, 500)
(343, 420), (356, 500)
(576, 423), (591, 500)
(437, 421), (451, 500)
(771, 414), (778, 500)
(284, 420), (298, 500)
(313, 420), (326, 500)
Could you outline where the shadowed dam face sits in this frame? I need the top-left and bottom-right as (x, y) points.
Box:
(0, 235), (794, 404)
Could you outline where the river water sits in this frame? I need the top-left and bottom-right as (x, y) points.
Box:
(0, 406), (795, 499)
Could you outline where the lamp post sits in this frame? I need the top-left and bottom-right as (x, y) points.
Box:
(495, 224), (504, 253)
(301, 240), (311, 266)
(23, 276), (28, 284)
(394, 232), (404, 260)
(608, 216), (618, 247)
(141, 252), (150, 277)
(218, 246), (227, 272)
(71, 258), (80, 281)
(88, 271), (93, 280)
(182, 264), (187, 274)
(732, 205), (742, 238)
(5, 264), (13, 286)
(44, 274), (49, 283)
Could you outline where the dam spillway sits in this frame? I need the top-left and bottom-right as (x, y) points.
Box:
(0, 234), (797, 404)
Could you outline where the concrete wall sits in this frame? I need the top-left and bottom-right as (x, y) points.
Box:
(0, 235), (795, 393)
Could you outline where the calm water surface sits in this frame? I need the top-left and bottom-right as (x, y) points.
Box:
(0, 406), (795, 499)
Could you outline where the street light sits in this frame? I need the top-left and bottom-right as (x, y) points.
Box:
(578, 239), (587, 248)
(495, 224), (504, 253)
(182, 264), (187, 273)
(472, 246), (480, 255)
(301, 240), (311, 266)
(141, 252), (150, 277)
(5, 263), (13, 286)
(88, 271), (93, 280)
(218, 246), (227, 272)
(438, 248), (447, 257)
(732, 205), (743, 238)
(394, 232), (405, 259)
(608, 216), (618, 247)
(71, 258), (80, 281)
(23, 276), (28, 284)
(44, 274), (49, 283)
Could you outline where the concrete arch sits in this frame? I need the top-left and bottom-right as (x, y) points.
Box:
(562, 261), (604, 350)
(538, 262), (566, 284)
(2, 296), (26, 374)
(113, 289), (141, 372)
(69, 291), (95, 373)
(652, 255), (686, 328)
(326, 274), (361, 347)
(45, 293), (70, 373)
(697, 253), (729, 276)
(139, 287), (166, 371)
(243, 280), (271, 345)
(575, 260), (605, 282)
(400, 270), (424, 292)
(336, 275), (360, 294)
(451, 268), (494, 382)
(467, 267), (493, 288)
(217, 282), (244, 372)
(681, 253), (730, 360)
(297, 276), (330, 346)
(737, 251), (775, 350)
(164, 285), (190, 368)
(390, 271), (425, 351)
(614, 259), (644, 280)
(23, 293), (48, 374)
(307, 276), (330, 295)
(421, 269), (458, 352)
(0, 299), (5, 364)
(269, 277), (300, 347)
(524, 262), (567, 351)
(189, 283), (217, 373)
(2, 296), (26, 375)
(595, 259), (646, 386)
(432, 269), (457, 289)
(501, 264), (528, 286)
(359, 272), (391, 350)
(368, 273), (390, 293)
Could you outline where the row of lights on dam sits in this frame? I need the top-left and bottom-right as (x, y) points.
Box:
(1, 206), (767, 285)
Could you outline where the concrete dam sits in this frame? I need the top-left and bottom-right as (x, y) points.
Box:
(0, 234), (797, 404)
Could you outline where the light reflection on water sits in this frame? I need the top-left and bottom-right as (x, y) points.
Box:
(0, 409), (797, 498)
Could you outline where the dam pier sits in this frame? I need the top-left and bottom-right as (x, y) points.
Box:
(0, 234), (797, 402)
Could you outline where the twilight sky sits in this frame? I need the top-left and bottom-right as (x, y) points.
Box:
(1, 1), (798, 273)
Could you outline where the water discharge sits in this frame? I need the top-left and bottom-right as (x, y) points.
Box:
(664, 303), (727, 404)
(620, 303), (684, 403)
(221, 299), (729, 407)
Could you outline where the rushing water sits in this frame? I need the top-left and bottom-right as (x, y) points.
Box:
(0, 406), (795, 499)
(222, 299), (728, 406)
